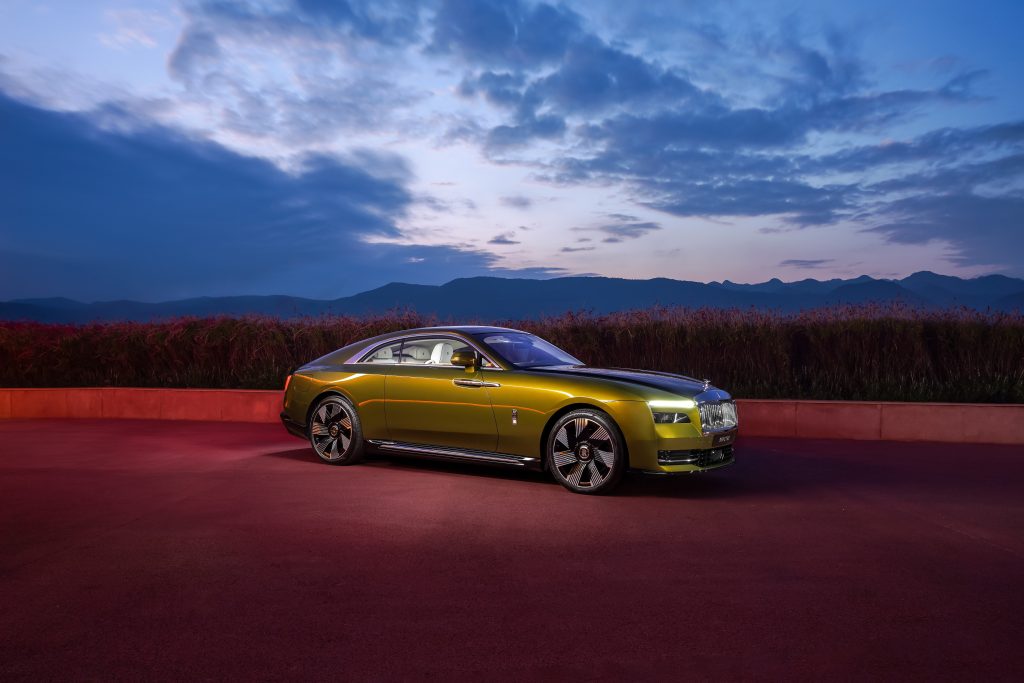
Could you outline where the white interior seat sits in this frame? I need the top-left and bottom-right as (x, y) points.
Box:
(405, 345), (431, 363)
(429, 342), (455, 365)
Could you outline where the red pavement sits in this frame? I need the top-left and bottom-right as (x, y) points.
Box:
(1, 420), (1023, 681)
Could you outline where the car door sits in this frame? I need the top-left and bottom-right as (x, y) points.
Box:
(384, 335), (499, 451)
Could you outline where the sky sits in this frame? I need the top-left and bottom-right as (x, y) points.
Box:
(1, 0), (1022, 301)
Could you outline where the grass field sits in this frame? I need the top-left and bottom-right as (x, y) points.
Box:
(2, 306), (1022, 402)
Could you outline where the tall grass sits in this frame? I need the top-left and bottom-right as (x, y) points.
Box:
(1, 305), (1022, 402)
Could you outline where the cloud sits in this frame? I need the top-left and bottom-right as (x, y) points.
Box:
(486, 113), (566, 149)
(779, 259), (835, 269)
(523, 36), (705, 115)
(444, 10), (1006, 248)
(561, 245), (595, 252)
(541, 68), (995, 227)
(809, 121), (1024, 175)
(488, 232), (520, 245)
(430, 0), (582, 67)
(167, 0), (428, 144)
(457, 71), (526, 108)
(168, 26), (222, 81)
(574, 217), (662, 243)
(865, 193), (1024, 271)
(98, 8), (172, 50)
(500, 195), (531, 209)
(443, 2), (715, 151)
(176, 0), (423, 55)
(0, 90), (560, 300)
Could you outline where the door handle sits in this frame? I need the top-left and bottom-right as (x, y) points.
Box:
(453, 379), (501, 388)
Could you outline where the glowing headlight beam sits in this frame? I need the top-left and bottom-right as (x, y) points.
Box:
(648, 399), (696, 410)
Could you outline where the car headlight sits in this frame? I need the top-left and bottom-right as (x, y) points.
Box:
(648, 399), (694, 424)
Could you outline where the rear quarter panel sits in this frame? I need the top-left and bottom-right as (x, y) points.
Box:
(283, 366), (388, 439)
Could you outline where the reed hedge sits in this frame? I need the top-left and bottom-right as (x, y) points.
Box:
(1, 306), (1022, 402)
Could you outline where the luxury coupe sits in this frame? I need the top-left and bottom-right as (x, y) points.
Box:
(280, 326), (737, 494)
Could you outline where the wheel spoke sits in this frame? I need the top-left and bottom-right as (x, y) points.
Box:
(566, 462), (586, 487)
(554, 425), (571, 451)
(328, 438), (339, 458)
(339, 415), (352, 432)
(573, 417), (588, 443)
(589, 425), (610, 443)
(311, 423), (329, 436)
(552, 450), (577, 468)
(316, 404), (328, 422)
(339, 432), (350, 450)
(588, 461), (604, 486)
(595, 448), (614, 468)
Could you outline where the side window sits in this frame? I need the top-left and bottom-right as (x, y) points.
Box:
(398, 337), (471, 365)
(360, 336), (498, 367)
(397, 336), (498, 366)
(360, 341), (402, 364)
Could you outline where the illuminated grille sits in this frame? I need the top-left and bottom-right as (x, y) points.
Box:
(698, 400), (738, 433)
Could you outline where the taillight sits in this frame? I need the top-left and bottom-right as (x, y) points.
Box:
(284, 374), (292, 392)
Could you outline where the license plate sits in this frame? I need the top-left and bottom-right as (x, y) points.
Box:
(712, 432), (735, 447)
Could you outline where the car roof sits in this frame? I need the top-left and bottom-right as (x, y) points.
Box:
(390, 325), (525, 336)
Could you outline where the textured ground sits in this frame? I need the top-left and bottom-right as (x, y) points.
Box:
(1, 419), (1022, 681)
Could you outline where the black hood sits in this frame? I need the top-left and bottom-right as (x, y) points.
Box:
(529, 365), (713, 397)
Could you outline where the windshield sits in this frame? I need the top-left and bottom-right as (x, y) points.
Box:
(478, 333), (582, 368)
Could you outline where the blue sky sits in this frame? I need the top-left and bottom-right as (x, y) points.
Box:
(1, 0), (1022, 301)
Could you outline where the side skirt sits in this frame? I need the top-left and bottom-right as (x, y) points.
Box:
(367, 440), (542, 470)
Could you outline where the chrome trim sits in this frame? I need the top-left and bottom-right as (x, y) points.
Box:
(452, 379), (501, 388)
(367, 440), (538, 467)
(697, 399), (739, 435)
(657, 445), (734, 466)
(351, 333), (504, 369)
(695, 388), (732, 403)
(630, 456), (735, 476)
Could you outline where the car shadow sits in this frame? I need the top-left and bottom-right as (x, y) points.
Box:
(362, 453), (557, 487)
(262, 447), (320, 463)
(262, 438), (1024, 503)
(259, 445), (799, 498)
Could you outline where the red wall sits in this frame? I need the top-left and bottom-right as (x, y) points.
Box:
(1, 388), (1022, 444)
(0, 388), (281, 423)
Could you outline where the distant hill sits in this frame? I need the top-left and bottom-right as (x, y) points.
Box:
(2, 271), (1023, 323)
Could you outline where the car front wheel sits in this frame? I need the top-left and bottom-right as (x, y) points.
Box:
(308, 395), (365, 465)
(546, 409), (625, 494)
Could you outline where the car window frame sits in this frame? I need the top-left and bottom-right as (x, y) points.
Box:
(355, 333), (503, 370)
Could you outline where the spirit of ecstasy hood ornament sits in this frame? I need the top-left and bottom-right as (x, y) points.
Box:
(702, 378), (712, 391)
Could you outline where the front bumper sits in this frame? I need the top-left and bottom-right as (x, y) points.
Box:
(641, 444), (735, 474)
(627, 427), (738, 474)
(607, 401), (738, 474)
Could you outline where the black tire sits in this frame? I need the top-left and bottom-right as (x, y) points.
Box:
(546, 409), (626, 494)
(308, 394), (365, 465)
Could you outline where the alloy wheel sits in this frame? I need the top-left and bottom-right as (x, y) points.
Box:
(551, 416), (616, 490)
(310, 398), (353, 461)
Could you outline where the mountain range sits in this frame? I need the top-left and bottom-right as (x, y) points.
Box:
(3, 271), (1023, 323)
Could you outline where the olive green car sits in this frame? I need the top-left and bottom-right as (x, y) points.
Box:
(280, 326), (737, 494)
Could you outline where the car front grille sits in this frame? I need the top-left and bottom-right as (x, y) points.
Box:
(698, 400), (738, 433)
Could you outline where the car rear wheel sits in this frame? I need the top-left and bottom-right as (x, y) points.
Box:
(309, 395), (365, 465)
(546, 409), (625, 494)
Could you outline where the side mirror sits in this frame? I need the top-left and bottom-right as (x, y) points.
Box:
(449, 350), (479, 371)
